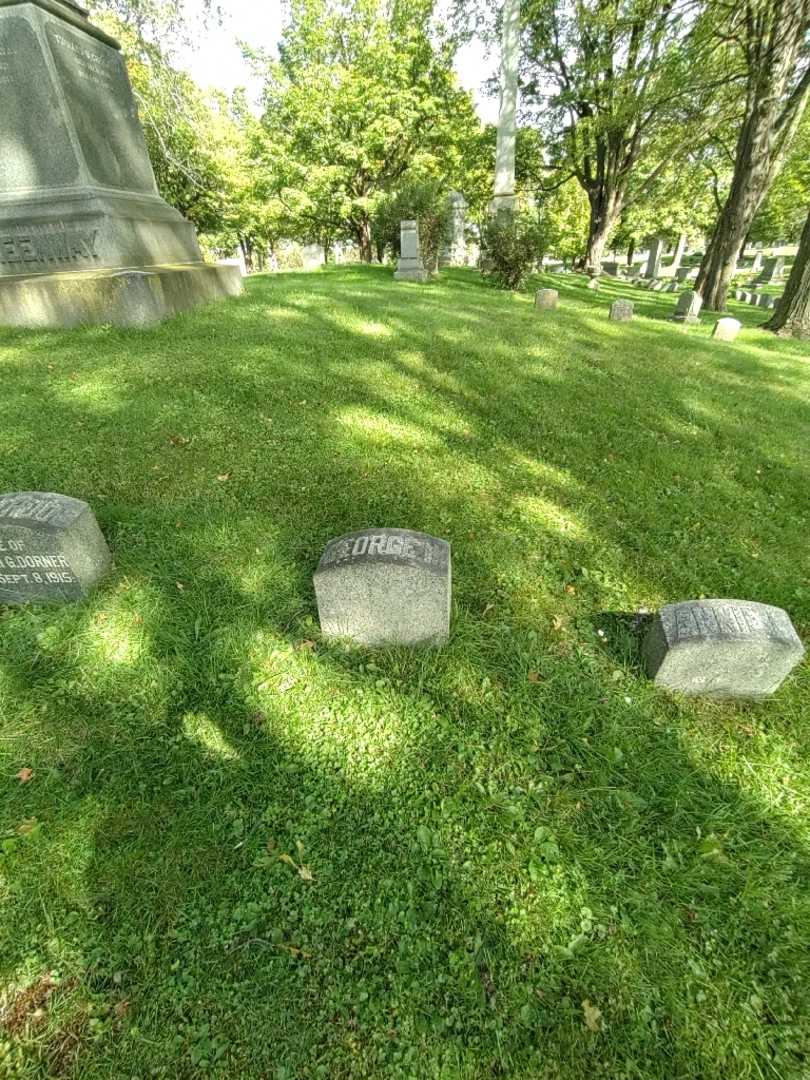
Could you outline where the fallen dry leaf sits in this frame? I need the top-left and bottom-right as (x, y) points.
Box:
(296, 640), (316, 653)
(297, 865), (314, 882)
(113, 1000), (130, 1019)
(217, 473), (231, 482)
(527, 671), (542, 684)
(564, 584), (577, 595)
(582, 999), (603, 1032)
(17, 818), (38, 836)
(15, 768), (34, 784)
(175, 582), (185, 591)
(552, 617), (565, 632)
(277, 674), (296, 693)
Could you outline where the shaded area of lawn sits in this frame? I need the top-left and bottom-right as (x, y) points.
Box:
(0, 265), (808, 1078)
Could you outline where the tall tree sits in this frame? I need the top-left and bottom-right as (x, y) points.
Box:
(763, 205), (810, 337)
(695, 0), (810, 310)
(252, 0), (480, 261)
(521, 0), (719, 273)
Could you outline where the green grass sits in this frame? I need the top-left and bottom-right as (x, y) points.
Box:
(0, 266), (808, 1079)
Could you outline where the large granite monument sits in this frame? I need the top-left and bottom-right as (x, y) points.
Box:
(0, 0), (241, 328)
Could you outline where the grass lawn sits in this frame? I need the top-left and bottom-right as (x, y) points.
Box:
(1, 265), (809, 1079)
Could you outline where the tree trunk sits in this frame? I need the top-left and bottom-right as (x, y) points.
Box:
(627, 242), (635, 267)
(764, 206), (810, 339)
(355, 218), (373, 262)
(239, 237), (254, 274)
(696, 12), (810, 312)
(584, 188), (623, 274)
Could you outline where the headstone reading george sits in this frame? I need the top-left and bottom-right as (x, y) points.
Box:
(0, 492), (111, 605)
(672, 290), (703, 324)
(712, 317), (742, 342)
(0, 0), (241, 328)
(394, 221), (429, 282)
(643, 599), (804, 699)
(314, 529), (451, 647)
(609, 299), (633, 321)
(535, 288), (559, 311)
(644, 238), (665, 279)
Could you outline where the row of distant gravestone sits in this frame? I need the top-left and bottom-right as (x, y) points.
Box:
(535, 287), (746, 341)
(0, 493), (804, 702)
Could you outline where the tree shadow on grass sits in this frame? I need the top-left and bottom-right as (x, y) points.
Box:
(1, 264), (809, 1077)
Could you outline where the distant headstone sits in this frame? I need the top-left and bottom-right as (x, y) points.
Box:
(609, 299), (633, 321)
(672, 290), (703, 324)
(644, 237), (665, 278)
(750, 250), (764, 273)
(713, 317), (741, 342)
(301, 244), (325, 270)
(535, 289), (559, 311)
(755, 256), (785, 284)
(602, 261), (619, 276)
(440, 192), (468, 267)
(586, 277), (600, 290)
(643, 599), (804, 699)
(0, 492), (111, 605)
(394, 220), (429, 282)
(314, 528), (451, 647)
(756, 293), (772, 308)
(675, 267), (691, 281)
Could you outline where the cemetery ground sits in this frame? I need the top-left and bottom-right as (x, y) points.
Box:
(1, 265), (808, 1079)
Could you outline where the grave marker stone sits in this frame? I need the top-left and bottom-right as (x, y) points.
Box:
(440, 192), (468, 267)
(0, 0), (241, 327)
(586, 277), (600, 290)
(314, 528), (451, 647)
(643, 599), (804, 699)
(394, 220), (429, 282)
(0, 492), (111, 605)
(535, 288), (558, 311)
(609, 299), (633, 321)
(644, 237), (665, 278)
(712, 317), (741, 342)
(755, 256), (785, 284)
(672, 290), (703, 324)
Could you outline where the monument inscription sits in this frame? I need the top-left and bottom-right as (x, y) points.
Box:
(314, 528), (451, 646)
(643, 599), (804, 699)
(0, 15), (79, 192)
(0, 493), (112, 605)
(46, 21), (156, 193)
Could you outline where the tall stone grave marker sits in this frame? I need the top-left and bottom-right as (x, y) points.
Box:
(0, 0), (241, 328)
(643, 599), (804, 699)
(672, 290), (703, 324)
(394, 221), (429, 282)
(755, 256), (785, 285)
(440, 192), (468, 267)
(314, 529), (451, 647)
(644, 238), (665, 279)
(0, 492), (111, 605)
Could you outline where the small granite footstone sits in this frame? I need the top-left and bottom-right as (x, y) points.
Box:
(609, 299), (633, 322)
(535, 289), (558, 311)
(314, 528), (451, 647)
(643, 599), (804, 699)
(0, 492), (112, 605)
(713, 317), (741, 342)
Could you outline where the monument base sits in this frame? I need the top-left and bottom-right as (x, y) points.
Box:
(394, 257), (429, 283)
(0, 263), (243, 329)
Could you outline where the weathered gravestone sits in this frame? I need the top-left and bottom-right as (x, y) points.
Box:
(586, 277), (600, 290)
(439, 192), (468, 267)
(755, 256), (785, 285)
(0, 0), (241, 328)
(644, 237), (665, 279)
(643, 599), (804, 699)
(394, 221), (429, 282)
(672, 290), (703, 324)
(535, 288), (558, 311)
(314, 529), (451, 647)
(0, 492), (111, 605)
(609, 299), (633, 322)
(712, 317), (742, 342)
